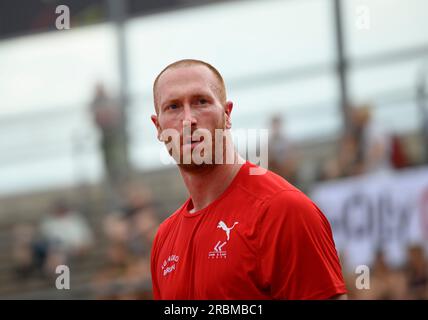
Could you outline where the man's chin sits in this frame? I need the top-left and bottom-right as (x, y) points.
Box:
(177, 161), (213, 172)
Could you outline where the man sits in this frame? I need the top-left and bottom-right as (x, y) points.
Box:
(150, 59), (347, 299)
(268, 114), (298, 185)
(90, 83), (129, 186)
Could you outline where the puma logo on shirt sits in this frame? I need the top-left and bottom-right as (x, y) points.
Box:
(217, 221), (239, 241)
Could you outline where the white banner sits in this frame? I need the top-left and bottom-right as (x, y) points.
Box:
(311, 166), (428, 272)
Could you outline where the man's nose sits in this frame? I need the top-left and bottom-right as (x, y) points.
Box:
(182, 105), (197, 126)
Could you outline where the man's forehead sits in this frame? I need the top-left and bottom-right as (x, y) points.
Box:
(156, 65), (219, 100)
(157, 64), (217, 87)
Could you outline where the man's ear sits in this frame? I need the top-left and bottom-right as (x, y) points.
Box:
(151, 114), (162, 141)
(224, 101), (233, 129)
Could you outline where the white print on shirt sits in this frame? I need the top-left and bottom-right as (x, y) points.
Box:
(217, 221), (239, 240)
(208, 221), (239, 259)
(161, 254), (179, 277)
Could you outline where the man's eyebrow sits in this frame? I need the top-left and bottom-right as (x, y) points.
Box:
(191, 93), (211, 99)
(160, 98), (180, 108)
(159, 87), (217, 108)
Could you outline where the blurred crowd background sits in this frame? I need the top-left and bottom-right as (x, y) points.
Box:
(0, 0), (427, 299)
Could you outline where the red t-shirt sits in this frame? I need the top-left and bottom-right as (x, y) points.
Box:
(151, 161), (347, 299)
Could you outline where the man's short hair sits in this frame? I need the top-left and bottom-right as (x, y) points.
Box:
(153, 59), (227, 112)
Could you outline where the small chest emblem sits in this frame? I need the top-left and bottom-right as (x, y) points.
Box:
(208, 221), (239, 259)
(161, 254), (179, 276)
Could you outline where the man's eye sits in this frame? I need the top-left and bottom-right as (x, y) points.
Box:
(197, 99), (207, 105)
(167, 104), (178, 110)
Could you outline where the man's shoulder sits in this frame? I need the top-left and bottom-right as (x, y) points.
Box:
(241, 164), (324, 221)
(259, 187), (330, 234)
(236, 162), (300, 202)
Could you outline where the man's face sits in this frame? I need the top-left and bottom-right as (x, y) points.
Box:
(151, 65), (233, 169)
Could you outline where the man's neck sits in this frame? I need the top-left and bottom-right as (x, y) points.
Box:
(179, 153), (246, 213)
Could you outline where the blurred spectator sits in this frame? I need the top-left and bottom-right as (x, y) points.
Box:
(320, 104), (397, 180)
(351, 105), (393, 174)
(12, 224), (37, 278)
(92, 213), (130, 299)
(320, 131), (359, 180)
(12, 200), (94, 279)
(93, 182), (158, 299)
(37, 200), (93, 275)
(417, 76), (428, 164)
(90, 82), (129, 189)
(405, 245), (428, 299)
(336, 252), (357, 299)
(354, 250), (407, 300)
(268, 115), (299, 185)
(423, 112), (428, 164)
(390, 134), (410, 169)
(121, 182), (158, 256)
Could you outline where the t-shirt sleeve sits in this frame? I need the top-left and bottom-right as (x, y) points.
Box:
(257, 190), (347, 299)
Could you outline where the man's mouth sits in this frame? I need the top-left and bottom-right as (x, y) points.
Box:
(184, 135), (205, 146)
